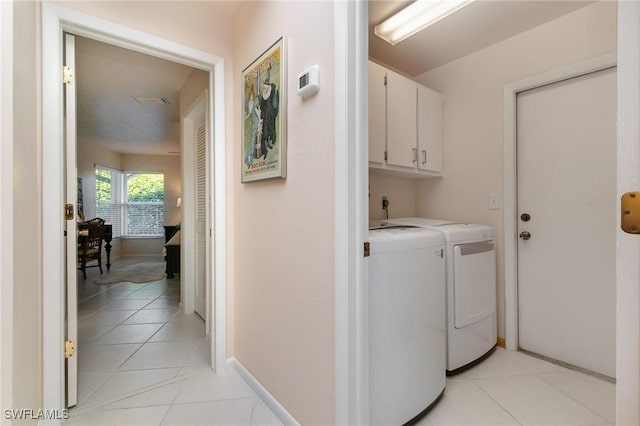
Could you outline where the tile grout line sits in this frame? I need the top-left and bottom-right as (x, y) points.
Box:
(534, 372), (611, 424)
(470, 379), (525, 426)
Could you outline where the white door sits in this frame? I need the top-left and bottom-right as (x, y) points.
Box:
(64, 33), (79, 407)
(517, 67), (617, 378)
(194, 117), (207, 319)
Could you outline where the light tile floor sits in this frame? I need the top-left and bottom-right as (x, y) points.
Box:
(71, 258), (615, 426)
(67, 256), (282, 426)
(417, 348), (616, 426)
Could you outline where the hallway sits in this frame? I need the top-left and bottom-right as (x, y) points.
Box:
(66, 256), (282, 425)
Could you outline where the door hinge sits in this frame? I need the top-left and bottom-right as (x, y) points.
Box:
(384, 151), (388, 161)
(64, 203), (74, 220)
(364, 241), (370, 257)
(383, 75), (387, 86)
(63, 66), (74, 84)
(622, 192), (640, 234)
(65, 340), (75, 358)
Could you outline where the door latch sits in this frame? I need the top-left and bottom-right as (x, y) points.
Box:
(364, 242), (370, 257)
(64, 204), (74, 220)
(622, 192), (640, 234)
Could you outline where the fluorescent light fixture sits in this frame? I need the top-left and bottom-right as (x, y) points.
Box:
(375, 0), (474, 45)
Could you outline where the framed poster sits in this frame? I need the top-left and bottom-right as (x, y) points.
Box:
(241, 36), (287, 183)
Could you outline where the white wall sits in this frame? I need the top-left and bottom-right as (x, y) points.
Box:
(413, 1), (616, 339)
(232, 2), (335, 424)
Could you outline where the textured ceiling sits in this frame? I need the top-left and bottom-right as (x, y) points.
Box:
(369, 0), (594, 77)
(75, 36), (198, 156)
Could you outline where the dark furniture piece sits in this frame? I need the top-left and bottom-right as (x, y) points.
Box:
(79, 222), (113, 271)
(164, 225), (179, 244)
(164, 225), (181, 278)
(78, 217), (105, 279)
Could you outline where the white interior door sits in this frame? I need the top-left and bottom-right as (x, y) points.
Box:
(194, 116), (207, 319)
(64, 32), (78, 407)
(517, 67), (617, 378)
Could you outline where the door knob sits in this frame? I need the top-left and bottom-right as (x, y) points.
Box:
(519, 231), (531, 240)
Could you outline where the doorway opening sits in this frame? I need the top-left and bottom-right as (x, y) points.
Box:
(42, 2), (227, 413)
(68, 33), (212, 409)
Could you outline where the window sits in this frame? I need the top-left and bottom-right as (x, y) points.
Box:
(125, 172), (164, 237)
(95, 166), (164, 238)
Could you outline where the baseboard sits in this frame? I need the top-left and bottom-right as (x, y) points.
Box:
(497, 337), (506, 348)
(227, 357), (300, 426)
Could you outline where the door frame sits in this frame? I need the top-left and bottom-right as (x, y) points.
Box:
(41, 2), (227, 412)
(334, 0), (369, 424)
(503, 53), (617, 351)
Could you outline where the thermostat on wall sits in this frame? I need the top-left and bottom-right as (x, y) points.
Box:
(297, 65), (319, 99)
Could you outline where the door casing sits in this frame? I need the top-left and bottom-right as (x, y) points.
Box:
(42, 2), (227, 412)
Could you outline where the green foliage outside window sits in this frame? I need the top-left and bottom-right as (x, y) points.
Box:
(96, 168), (112, 202)
(127, 173), (164, 202)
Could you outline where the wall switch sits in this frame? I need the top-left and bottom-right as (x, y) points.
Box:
(382, 196), (389, 210)
(489, 193), (501, 210)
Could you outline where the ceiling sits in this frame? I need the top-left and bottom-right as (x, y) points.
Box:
(75, 1), (594, 156)
(76, 36), (198, 156)
(369, 0), (594, 77)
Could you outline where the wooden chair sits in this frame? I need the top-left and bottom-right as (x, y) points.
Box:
(78, 217), (105, 279)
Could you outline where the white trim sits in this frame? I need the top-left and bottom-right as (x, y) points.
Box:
(42, 2), (228, 416)
(0, 0), (14, 413)
(227, 357), (299, 426)
(334, 0), (369, 424)
(503, 53), (617, 351)
(616, 3), (640, 423)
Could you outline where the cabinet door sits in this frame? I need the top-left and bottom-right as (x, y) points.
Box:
(369, 62), (386, 165)
(386, 71), (417, 169)
(417, 85), (442, 173)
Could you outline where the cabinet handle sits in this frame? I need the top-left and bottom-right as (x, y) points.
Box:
(412, 148), (417, 163)
(422, 150), (427, 165)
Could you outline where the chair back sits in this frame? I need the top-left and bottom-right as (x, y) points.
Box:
(86, 217), (106, 239)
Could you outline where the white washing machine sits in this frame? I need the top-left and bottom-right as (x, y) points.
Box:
(368, 226), (446, 425)
(383, 218), (497, 373)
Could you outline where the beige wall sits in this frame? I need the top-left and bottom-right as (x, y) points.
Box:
(368, 173), (417, 221)
(411, 1), (617, 339)
(12, 1), (42, 417)
(232, 2), (335, 424)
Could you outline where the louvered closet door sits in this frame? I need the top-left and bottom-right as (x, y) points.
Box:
(195, 122), (207, 319)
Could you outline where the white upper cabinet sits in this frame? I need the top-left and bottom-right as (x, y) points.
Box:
(417, 85), (442, 174)
(386, 71), (418, 169)
(368, 61), (442, 178)
(369, 61), (387, 165)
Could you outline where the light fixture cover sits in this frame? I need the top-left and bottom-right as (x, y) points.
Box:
(134, 96), (169, 105)
(375, 0), (474, 45)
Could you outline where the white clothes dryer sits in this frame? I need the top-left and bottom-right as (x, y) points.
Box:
(383, 218), (497, 373)
(368, 226), (446, 425)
